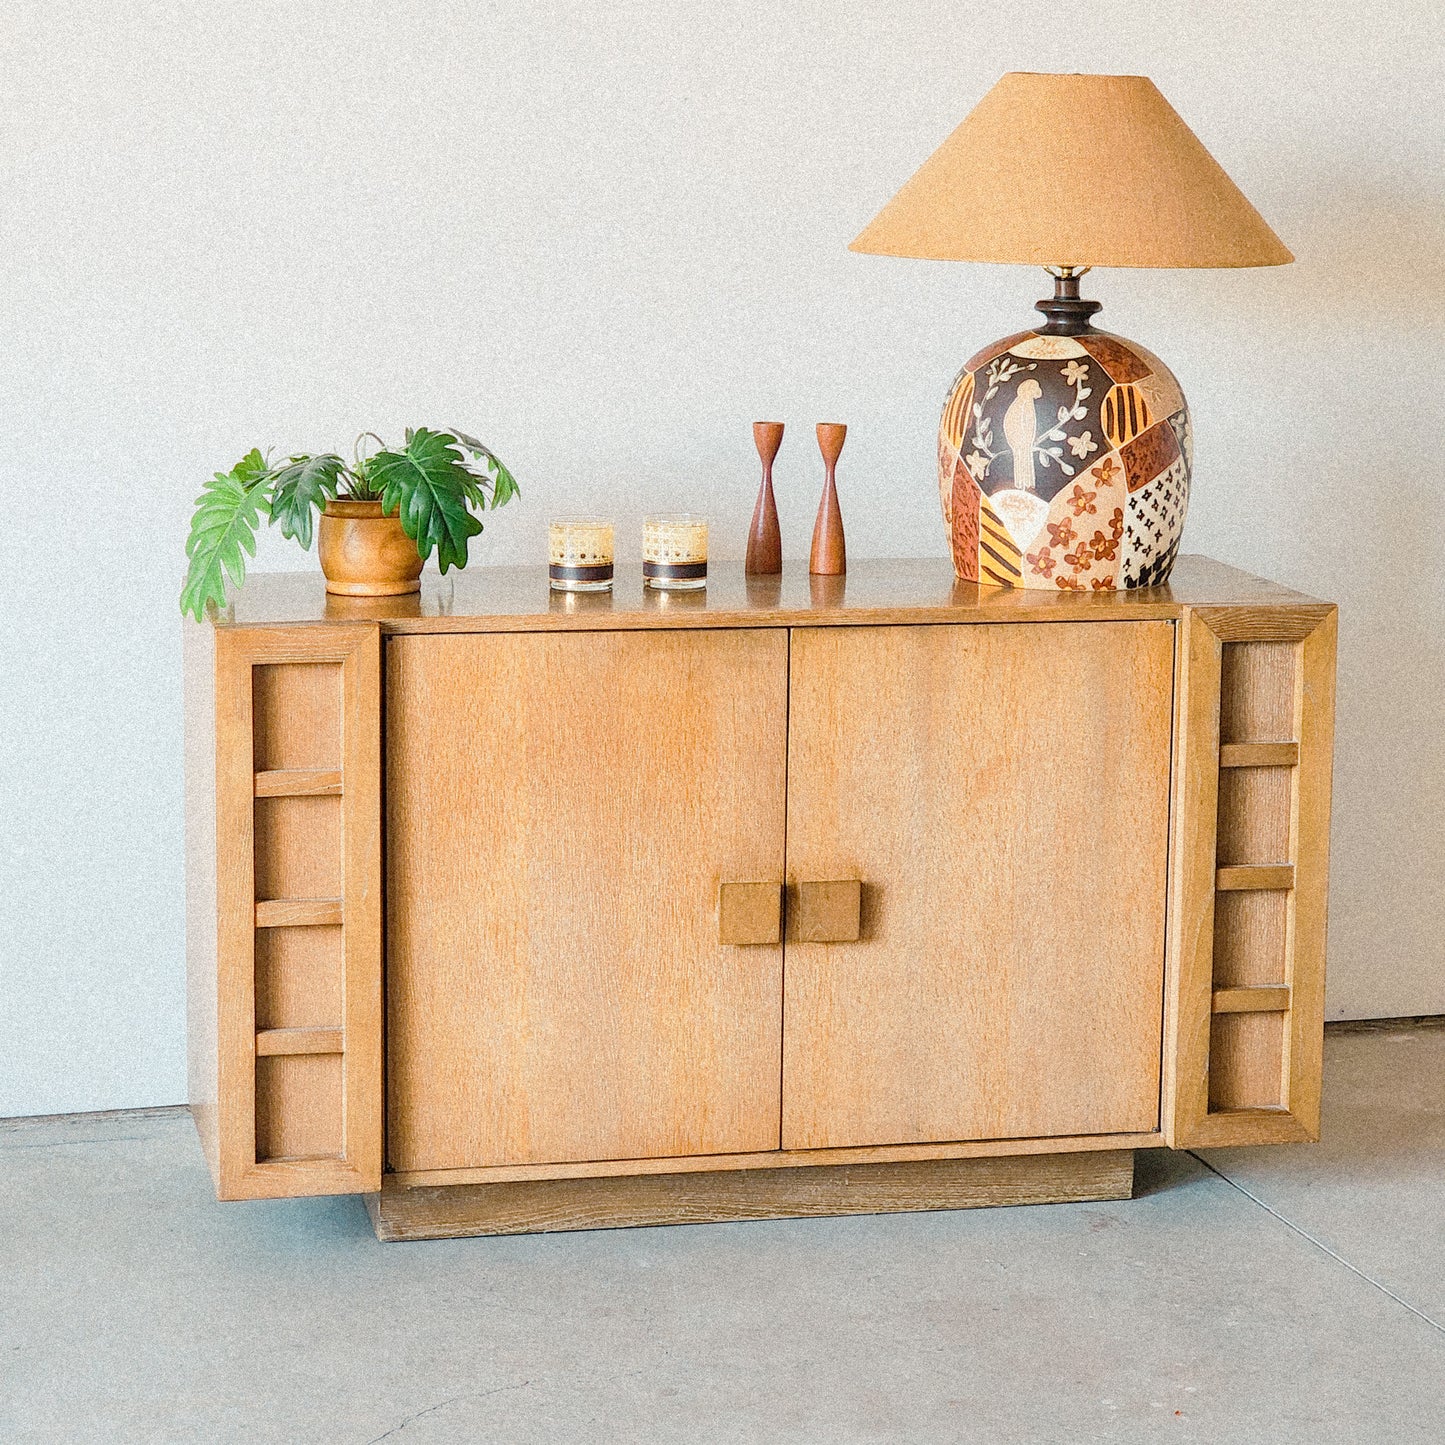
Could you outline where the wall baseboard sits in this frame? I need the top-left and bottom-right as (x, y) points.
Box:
(0, 1103), (191, 1131)
(1325, 1015), (1445, 1034)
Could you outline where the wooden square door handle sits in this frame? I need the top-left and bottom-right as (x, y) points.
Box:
(795, 880), (862, 943)
(718, 882), (783, 946)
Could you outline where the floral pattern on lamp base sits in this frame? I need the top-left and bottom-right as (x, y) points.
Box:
(938, 329), (1191, 591)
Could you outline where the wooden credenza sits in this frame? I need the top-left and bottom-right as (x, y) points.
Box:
(184, 557), (1336, 1240)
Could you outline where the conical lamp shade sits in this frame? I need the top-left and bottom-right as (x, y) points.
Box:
(851, 72), (1292, 269)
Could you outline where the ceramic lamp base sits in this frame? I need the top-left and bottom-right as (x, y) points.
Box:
(938, 318), (1192, 592)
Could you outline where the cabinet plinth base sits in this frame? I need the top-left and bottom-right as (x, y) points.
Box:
(365, 1149), (1135, 1241)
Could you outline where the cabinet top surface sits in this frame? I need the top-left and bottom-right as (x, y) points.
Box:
(210, 555), (1330, 633)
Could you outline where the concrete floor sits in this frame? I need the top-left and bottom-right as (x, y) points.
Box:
(2, 1025), (1441, 1444)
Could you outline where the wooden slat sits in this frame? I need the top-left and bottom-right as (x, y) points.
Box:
(1286, 608), (1337, 1138)
(1162, 610), (1222, 1146)
(255, 1027), (345, 1056)
(254, 898), (344, 928)
(1212, 986), (1291, 1014)
(1216, 864), (1295, 892)
(1172, 1109), (1313, 1149)
(1219, 742), (1299, 769)
(254, 769), (343, 797)
(367, 1150), (1137, 1241)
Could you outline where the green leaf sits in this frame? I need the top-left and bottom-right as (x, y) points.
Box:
(180, 450), (272, 620)
(268, 453), (345, 550)
(451, 428), (520, 509)
(368, 428), (482, 574)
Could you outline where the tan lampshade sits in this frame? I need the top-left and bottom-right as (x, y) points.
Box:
(851, 72), (1292, 269)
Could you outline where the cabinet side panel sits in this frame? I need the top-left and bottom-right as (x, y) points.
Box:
(183, 620), (220, 1186)
(202, 625), (383, 1198)
(1167, 605), (1335, 1148)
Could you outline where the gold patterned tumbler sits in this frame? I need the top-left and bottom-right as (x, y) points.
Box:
(549, 519), (615, 592)
(642, 515), (708, 590)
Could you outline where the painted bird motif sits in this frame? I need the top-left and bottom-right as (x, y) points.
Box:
(1003, 378), (1043, 493)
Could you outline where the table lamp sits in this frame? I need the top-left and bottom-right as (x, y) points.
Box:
(851, 72), (1291, 591)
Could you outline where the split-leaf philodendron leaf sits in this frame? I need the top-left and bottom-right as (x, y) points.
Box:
(369, 428), (485, 574)
(451, 428), (521, 509)
(180, 449), (271, 620)
(268, 454), (346, 549)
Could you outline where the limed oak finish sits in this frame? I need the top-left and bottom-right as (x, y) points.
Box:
(185, 556), (1336, 1238)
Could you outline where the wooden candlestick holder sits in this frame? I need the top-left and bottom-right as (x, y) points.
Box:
(810, 422), (847, 576)
(746, 422), (784, 576)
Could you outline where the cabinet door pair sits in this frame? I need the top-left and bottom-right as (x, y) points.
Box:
(385, 622), (1175, 1174)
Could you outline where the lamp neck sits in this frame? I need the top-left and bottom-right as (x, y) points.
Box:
(1035, 268), (1102, 336)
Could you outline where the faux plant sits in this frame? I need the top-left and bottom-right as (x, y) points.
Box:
(181, 427), (518, 619)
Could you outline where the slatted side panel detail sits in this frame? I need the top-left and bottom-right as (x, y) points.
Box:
(1208, 638), (1298, 1113)
(1165, 606), (1336, 1148)
(212, 626), (382, 1199)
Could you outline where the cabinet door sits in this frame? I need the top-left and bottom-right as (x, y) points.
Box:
(783, 622), (1174, 1150)
(386, 629), (788, 1173)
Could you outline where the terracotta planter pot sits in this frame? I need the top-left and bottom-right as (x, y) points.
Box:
(318, 500), (424, 596)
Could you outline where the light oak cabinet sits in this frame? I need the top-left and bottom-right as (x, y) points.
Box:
(185, 558), (1336, 1239)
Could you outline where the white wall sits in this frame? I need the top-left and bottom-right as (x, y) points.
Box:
(2, 1), (1441, 1116)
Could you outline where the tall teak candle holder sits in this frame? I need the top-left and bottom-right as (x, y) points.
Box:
(810, 423), (847, 576)
(746, 422), (784, 576)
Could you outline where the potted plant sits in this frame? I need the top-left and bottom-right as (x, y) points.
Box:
(181, 427), (518, 618)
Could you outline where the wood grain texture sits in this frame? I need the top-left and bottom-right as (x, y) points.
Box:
(255, 925), (342, 1030)
(1212, 889), (1288, 990)
(1212, 986), (1291, 1014)
(253, 796), (342, 901)
(254, 899), (344, 928)
(255, 1054), (342, 1158)
(1208, 1011), (1284, 1110)
(367, 1150), (1137, 1240)
(1194, 605), (1334, 644)
(783, 622), (1173, 1150)
(1219, 641), (1297, 742)
(1286, 608), (1337, 1138)
(254, 1026), (345, 1056)
(214, 555), (1326, 634)
(391, 1132), (1163, 1188)
(1216, 865), (1296, 892)
(1219, 742), (1299, 769)
(252, 662), (340, 770)
(253, 769), (343, 797)
(1161, 610), (1223, 1146)
(205, 626), (383, 1200)
(1216, 766), (1293, 867)
(386, 629), (789, 1172)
